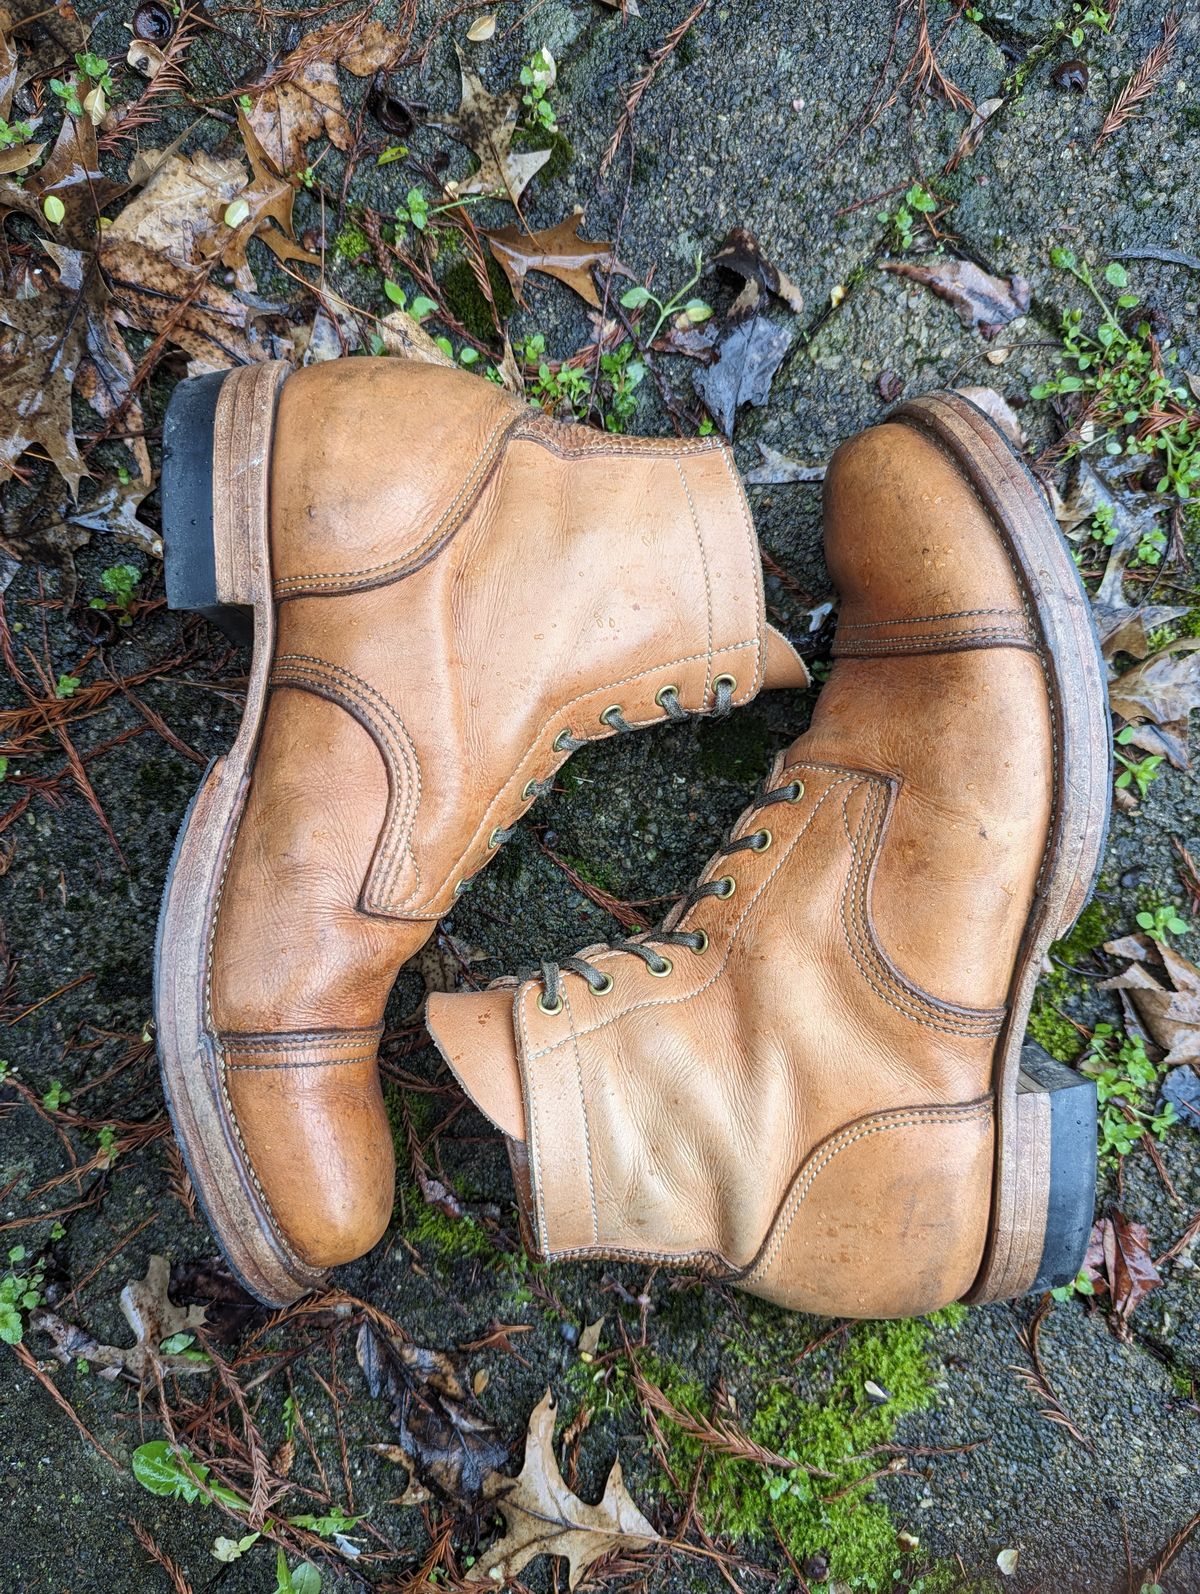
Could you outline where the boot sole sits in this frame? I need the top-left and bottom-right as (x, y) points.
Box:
(891, 392), (1110, 1302)
(154, 360), (328, 1308)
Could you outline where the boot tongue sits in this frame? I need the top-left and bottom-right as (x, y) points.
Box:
(426, 988), (526, 1141)
(764, 624), (809, 688)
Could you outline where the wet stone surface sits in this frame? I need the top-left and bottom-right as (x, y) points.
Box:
(1, 1), (1199, 1591)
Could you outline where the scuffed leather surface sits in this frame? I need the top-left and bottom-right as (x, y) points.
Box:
(208, 358), (799, 1270)
(429, 416), (1057, 1318)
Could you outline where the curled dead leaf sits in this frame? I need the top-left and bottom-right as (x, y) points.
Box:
(1100, 934), (1200, 1069)
(882, 256), (1031, 339)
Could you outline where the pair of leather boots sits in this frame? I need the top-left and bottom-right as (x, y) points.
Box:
(155, 358), (1109, 1316)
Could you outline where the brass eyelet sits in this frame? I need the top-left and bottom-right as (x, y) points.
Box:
(488, 828), (503, 849)
(553, 729), (574, 753)
(590, 973), (615, 996)
(522, 779), (537, 800)
(647, 955), (674, 978)
(785, 779), (806, 802)
(600, 704), (623, 727)
(712, 673), (737, 695)
(654, 683), (680, 709)
(537, 992), (563, 1016)
(748, 829), (773, 852)
(690, 930), (709, 955)
(714, 875), (737, 899)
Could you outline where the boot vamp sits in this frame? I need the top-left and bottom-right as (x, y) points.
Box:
(509, 762), (1001, 1270)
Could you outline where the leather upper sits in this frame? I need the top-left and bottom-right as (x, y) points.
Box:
(206, 358), (806, 1269)
(428, 416), (1056, 1318)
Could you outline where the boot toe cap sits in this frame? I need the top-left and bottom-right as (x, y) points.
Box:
(224, 1049), (396, 1271)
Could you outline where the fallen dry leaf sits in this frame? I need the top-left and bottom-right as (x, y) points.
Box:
(577, 1317), (604, 1359)
(713, 225), (804, 315)
(743, 442), (826, 485)
(245, 17), (410, 174)
(0, 0), (88, 103)
(108, 144), (245, 268)
(485, 210), (617, 308)
(32, 1254), (208, 1379)
(0, 112), (120, 249)
(881, 256), (1031, 339)
(954, 386), (1025, 451)
(0, 270), (89, 494)
(1100, 934), (1200, 1069)
(1083, 1212), (1162, 1337)
(1108, 638), (1200, 765)
(694, 315), (792, 438)
(197, 111), (319, 291)
(430, 47), (552, 204)
(476, 1389), (659, 1588)
(357, 1325), (509, 1505)
(466, 14), (497, 41)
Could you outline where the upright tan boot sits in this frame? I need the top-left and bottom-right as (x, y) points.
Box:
(154, 357), (807, 1304)
(428, 392), (1111, 1319)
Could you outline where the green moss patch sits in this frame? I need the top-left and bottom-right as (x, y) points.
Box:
(625, 1307), (965, 1591)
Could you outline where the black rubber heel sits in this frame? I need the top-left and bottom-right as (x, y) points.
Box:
(1019, 1042), (1098, 1292)
(161, 370), (253, 646)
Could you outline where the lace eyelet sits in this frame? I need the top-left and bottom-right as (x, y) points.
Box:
(488, 828), (503, 849)
(522, 779), (538, 800)
(714, 875), (737, 899)
(600, 704), (623, 727)
(553, 729), (574, 753)
(537, 992), (563, 1016)
(647, 955), (674, 978)
(748, 829), (773, 852)
(590, 973), (615, 996)
(690, 930), (709, 955)
(712, 673), (737, 695)
(784, 779), (805, 803)
(654, 683), (680, 709)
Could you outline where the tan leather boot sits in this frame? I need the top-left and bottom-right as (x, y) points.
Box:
(428, 391), (1111, 1319)
(154, 357), (807, 1305)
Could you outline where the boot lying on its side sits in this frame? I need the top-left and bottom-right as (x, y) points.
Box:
(154, 358), (807, 1305)
(429, 391), (1111, 1319)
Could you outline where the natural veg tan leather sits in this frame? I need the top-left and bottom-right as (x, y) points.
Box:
(428, 416), (1055, 1318)
(210, 359), (807, 1273)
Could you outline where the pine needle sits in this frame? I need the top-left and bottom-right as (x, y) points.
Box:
(1094, 9), (1180, 151)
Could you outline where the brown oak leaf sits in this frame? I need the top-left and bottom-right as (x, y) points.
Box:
(485, 210), (617, 308)
(429, 48), (551, 205)
(0, 269), (88, 494)
(476, 1390), (659, 1589)
(245, 18), (412, 175)
(0, 112), (120, 248)
(31, 1254), (208, 1380)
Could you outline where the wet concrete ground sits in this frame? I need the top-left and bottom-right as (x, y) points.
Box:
(1, 1), (1199, 1590)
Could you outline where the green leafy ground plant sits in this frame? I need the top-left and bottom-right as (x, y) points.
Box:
(1032, 252), (1200, 502)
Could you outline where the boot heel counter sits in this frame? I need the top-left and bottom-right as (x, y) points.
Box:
(742, 1100), (993, 1319)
